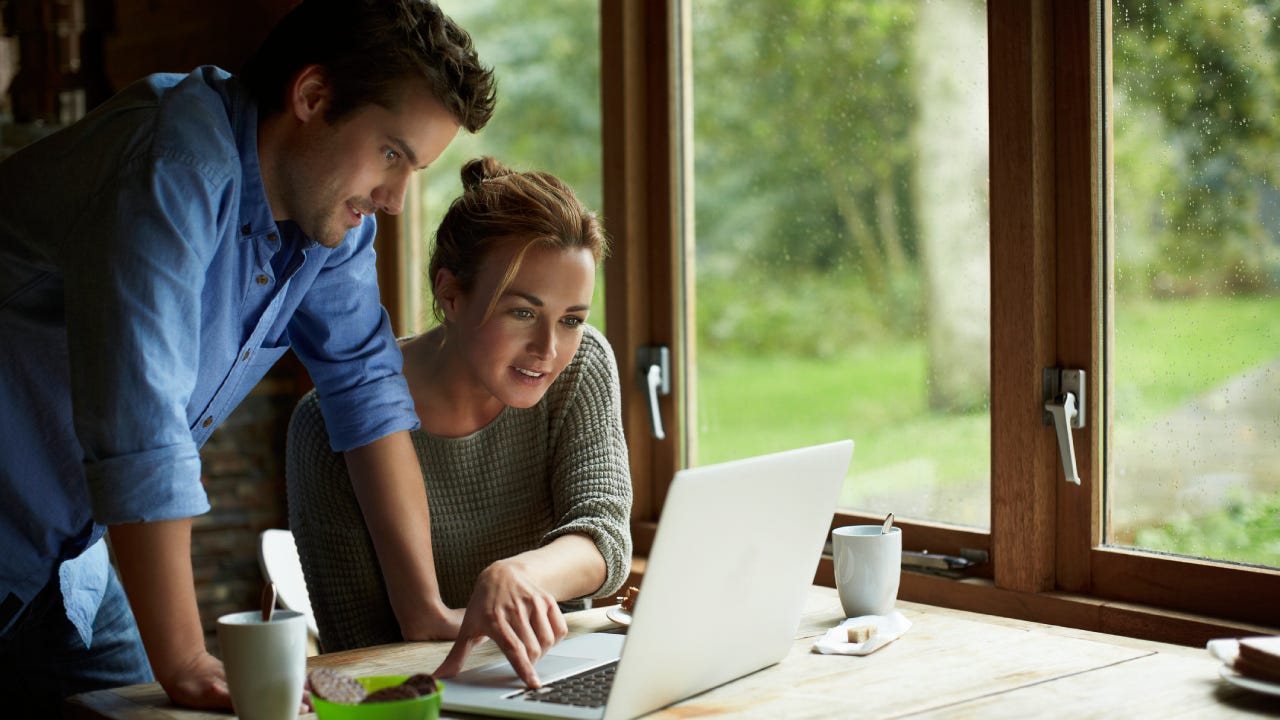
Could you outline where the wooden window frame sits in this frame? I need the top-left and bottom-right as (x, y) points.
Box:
(586, 0), (1280, 645)
(599, 0), (680, 554)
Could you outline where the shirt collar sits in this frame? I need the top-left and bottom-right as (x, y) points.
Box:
(228, 79), (282, 244)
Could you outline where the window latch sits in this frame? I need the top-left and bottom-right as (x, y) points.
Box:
(1042, 368), (1086, 485)
(637, 345), (670, 440)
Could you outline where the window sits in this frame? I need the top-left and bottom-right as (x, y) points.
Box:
(592, 0), (1279, 641)
(1108, 0), (1280, 570)
(1072, 0), (1280, 629)
(684, 1), (992, 531)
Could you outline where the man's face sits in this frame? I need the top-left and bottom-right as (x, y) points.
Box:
(280, 82), (460, 248)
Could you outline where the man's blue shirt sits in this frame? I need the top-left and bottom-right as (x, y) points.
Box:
(0, 67), (419, 643)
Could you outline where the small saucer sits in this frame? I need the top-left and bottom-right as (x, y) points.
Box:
(1218, 664), (1280, 698)
(606, 606), (632, 626)
(1207, 638), (1280, 698)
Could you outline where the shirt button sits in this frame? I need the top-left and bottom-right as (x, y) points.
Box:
(202, 416), (213, 428)
(256, 274), (269, 286)
(241, 224), (252, 236)
(267, 232), (278, 241)
(241, 350), (251, 361)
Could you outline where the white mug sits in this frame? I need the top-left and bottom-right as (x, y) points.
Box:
(832, 525), (901, 617)
(216, 610), (307, 720)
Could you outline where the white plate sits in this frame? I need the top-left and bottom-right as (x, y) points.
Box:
(1218, 664), (1280, 698)
(605, 606), (632, 626)
(1206, 638), (1280, 697)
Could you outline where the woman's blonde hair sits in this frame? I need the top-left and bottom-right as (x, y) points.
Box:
(428, 157), (608, 324)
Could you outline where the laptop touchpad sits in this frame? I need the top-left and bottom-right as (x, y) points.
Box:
(453, 654), (602, 690)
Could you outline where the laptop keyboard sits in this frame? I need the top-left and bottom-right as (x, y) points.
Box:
(515, 661), (618, 708)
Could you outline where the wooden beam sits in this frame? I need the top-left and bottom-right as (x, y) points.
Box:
(1052, 0), (1104, 594)
(600, 0), (680, 525)
(988, 0), (1059, 593)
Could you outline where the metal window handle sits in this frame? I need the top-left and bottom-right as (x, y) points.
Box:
(1045, 392), (1081, 485)
(638, 346), (670, 440)
(645, 364), (666, 440)
(1042, 368), (1086, 485)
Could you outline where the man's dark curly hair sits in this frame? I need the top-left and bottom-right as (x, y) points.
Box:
(240, 0), (495, 132)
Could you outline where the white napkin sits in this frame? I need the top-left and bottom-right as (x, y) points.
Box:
(812, 612), (912, 655)
(1207, 638), (1240, 666)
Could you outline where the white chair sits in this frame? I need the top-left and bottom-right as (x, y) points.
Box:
(257, 528), (320, 648)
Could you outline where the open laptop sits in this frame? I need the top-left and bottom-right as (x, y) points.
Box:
(440, 439), (855, 720)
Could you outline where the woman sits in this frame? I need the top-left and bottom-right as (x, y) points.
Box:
(286, 157), (631, 688)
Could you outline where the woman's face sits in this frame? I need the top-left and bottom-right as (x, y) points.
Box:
(446, 242), (597, 409)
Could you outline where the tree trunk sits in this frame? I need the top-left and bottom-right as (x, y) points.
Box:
(914, 0), (990, 412)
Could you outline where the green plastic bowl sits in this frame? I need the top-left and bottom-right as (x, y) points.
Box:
(311, 675), (442, 720)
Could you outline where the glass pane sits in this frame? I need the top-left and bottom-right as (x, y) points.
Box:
(405, 0), (603, 334)
(684, 0), (991, 528)
(1109, 2), (1280, 568)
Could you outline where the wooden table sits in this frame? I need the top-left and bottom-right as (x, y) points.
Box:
(66, 586), (1280, 719)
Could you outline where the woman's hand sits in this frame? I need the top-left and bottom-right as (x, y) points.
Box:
(432, 559), (568, 688)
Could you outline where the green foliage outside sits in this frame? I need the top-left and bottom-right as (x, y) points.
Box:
(1135, 490), (1280, 568)
(694, 268), (924, 359)
(429, 0), (601, 213)
(689, 0), (925, 320)
(1113, 0), (1280, 290)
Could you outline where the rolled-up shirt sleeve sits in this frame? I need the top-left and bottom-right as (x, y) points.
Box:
(68, 157), (227, 524)
(287, 221), (419, 452)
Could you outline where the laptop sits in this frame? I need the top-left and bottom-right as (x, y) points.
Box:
(440, 439), (855, 720)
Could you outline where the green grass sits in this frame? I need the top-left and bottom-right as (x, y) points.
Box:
(1112, 295), (1280, 424)
(693, 343), (990, 526)
(693, 345), (988, 483)
(693, 294), (1280, 556)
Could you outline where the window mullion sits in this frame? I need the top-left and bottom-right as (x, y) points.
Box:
(1051, 0), (1104, 593)
(601, 0), (680, 540)
(988, 0), (1060, 594)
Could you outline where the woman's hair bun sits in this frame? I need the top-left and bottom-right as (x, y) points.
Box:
(460, 156), (514, 191)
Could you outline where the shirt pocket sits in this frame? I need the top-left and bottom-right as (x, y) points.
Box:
(246, 342), (290, 371)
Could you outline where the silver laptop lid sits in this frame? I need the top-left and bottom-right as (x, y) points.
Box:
(438, 440), (854, 720)
(602, 439), (853, 720)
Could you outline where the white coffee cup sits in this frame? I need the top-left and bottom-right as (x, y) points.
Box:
(216, 609), (307, 720)
(832, 525), (902, 617)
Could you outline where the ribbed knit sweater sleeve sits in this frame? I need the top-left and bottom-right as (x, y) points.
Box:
(541, 325), (633, 596)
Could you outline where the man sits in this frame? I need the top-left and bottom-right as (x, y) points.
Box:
(0, 0), (494, 714)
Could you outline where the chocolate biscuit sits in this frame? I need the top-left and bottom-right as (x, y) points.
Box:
(403, 672), (439, 696)
(362, 684), (421, 703)
(309, 667), (368, 704)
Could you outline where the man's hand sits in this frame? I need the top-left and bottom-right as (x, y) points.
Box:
(433, 560), (568, 688)
(154, 650), (229, 709)
(345, 433), (458, 643)
(160, 650), (308, 713)
(109, 518), (239, 711)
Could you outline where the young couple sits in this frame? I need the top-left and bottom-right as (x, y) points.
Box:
(0, 0), (628, 714)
